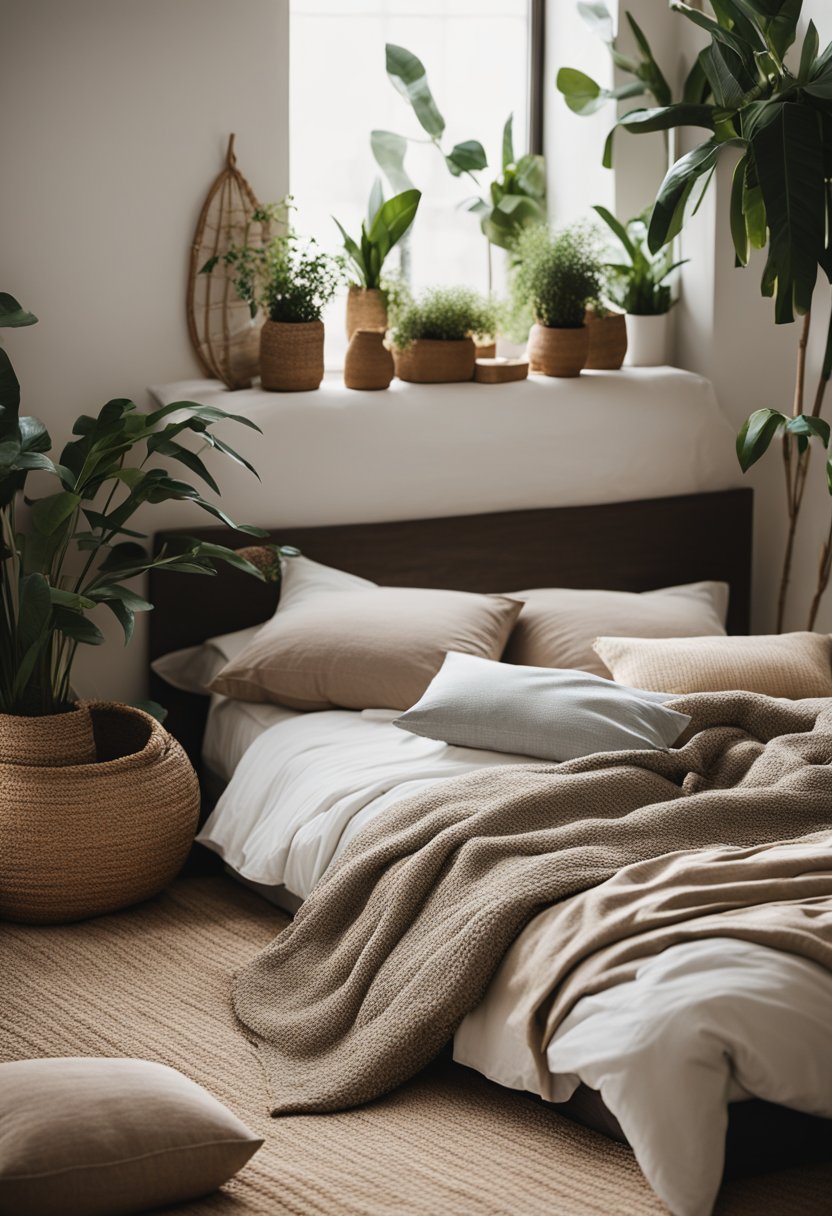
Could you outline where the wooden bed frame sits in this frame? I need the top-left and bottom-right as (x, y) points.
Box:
(148, 487), (753, 764)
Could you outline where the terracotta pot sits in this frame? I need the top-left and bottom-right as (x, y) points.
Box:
(394, 338), (476, 384)
(346, 287), (388, 341)
(344, 330), (394, 391)
(585, 311), (628, 371)
(260, 319), (324, 392)
(624, 313), (671, 367)
(530, 323), (589, 378)
(0, 702), (199, 924)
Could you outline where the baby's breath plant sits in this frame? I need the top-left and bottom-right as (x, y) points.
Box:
(514, 225), (603, 329)
(390, 286), (496, 349)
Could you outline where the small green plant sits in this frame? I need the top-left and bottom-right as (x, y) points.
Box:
(514, 225), (603, 329)
(333, 187), (421, 290)
(202, 199), (343, 324)
(593, 206), (686, 316)
(390, 286), (496, 349)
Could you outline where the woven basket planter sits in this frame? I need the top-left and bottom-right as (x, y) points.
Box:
(0, 702), (200, 925)
(344, 330), (394, 391)
(585, 311), (628, 371)
(394, 338), (476, 384)
(346, 287), (388, 341)
(261, 320), (325, 392)
(530, 323), (589, 378)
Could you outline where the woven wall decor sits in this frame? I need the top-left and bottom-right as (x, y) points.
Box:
(187, 134), (269, 390)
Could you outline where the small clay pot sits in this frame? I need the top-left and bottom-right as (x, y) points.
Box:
(260, 320), (324, 392)
(530, 323), (589, 378)
(393, 338), (476, 384)
(585, 311), (628, 371)
(346, 287), (388, 340)
(344, 329), (394, 391)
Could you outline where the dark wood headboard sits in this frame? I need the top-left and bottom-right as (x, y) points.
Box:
(149, 487), (753, 761)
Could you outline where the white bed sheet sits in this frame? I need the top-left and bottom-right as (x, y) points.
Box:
(202, 695), (300, 783)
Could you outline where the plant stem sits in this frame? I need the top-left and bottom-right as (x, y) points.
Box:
(808, 512), (832, 631)
(775, 312), (812, 632)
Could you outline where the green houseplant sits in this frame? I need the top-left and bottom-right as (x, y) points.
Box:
(593, 205), (687, 365)
(0, 292), (266, 922)
(390, 286), (496, 383)
(516, 225), (603, 377)
(618, 1), (832, 629)
(334, 186), (421, 339)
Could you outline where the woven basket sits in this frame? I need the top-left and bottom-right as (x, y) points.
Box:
(532, 323), (589, 378)
(394, 338), (476, 384)
(474, 340), (497, 360)
(260, 320), (325, 392)
(585, 311), (628, 370)
(344, 330), (394, 390)
(0, 702), (200, 925)
(0, 704), (97, 768)
(346, 287), (388, 340)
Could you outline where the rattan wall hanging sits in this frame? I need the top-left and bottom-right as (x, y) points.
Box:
(187, 134), (268, 390)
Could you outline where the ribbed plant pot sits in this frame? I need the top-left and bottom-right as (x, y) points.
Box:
(530, 322), (589, 378)
(585, 311), (628, 371)
(0, 702), (200, 925)
(344, 329), (394, 391)
(624, 313), (671, 367)
(394, 338), (476, 384)
(346, 287), (388, 341)
(260, 319), (325, 392)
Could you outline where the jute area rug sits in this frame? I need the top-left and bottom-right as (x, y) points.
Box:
(2, 874), (830, 1216)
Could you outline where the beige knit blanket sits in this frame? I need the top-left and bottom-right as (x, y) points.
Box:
(233, 692), (832, 1115)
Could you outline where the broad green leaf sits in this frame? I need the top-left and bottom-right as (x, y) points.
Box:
(18, 573), (52, 651)
(88, 584), (154, 612)
(736, 406), (785, 470)
(515, 154), (546, 199)
(52, 605), (104, 646)
(627, 14), (673, 108)
(648, 138), (725, 252)
(709, 0), (767, 50)
(798, 21), (819, 83)
(578, 0), (614, 43)
(502, 114), (515, 170)
(367, 188), (421, 260)
(30, 490), (80, 536)
(333, 217), (366, 285)
(557, 67), (605, 116)
(445, 140), (487, 177)
(0, 293), (37, 328)
(701, 38), (756, 108)
(370, 130), (414, 193)
(682, 53), (712, 105)
(0, 348), (21, 417)
(146, 435), (220, 495)
(619, 104), (716, 136)
(760, 0), (803, 59)
(385, 44), (445, 138)
(144, 400), (261, 431)
(593, 205), (638, 260)
(730, 153), (751, 266)
(202, 431), (259, 479)
(49, 587), (95, 611)
(103, 597), (135, 644)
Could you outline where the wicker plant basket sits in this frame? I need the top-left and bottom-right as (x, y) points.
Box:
(260, 320), (325, 392)
(346, 287), (388, 340)
(0, 704), (97, 768)
(0, 702), (200, 925)
(394, 338), (476, 384)
(585, 311), (628, 370)
(532, 323), (589, 378)
(474, 340), (497, 360)
(344, 330), (394, 391)
(187, 134), (270, 391)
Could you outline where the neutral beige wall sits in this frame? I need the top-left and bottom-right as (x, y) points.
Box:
(1, 0), (289, 701)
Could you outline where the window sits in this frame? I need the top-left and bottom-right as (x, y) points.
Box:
(290, 0), (534, 365)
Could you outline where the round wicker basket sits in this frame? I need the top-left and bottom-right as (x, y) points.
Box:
(531, 323), (589, 378)
(344, 330), (394, 390)
(585, 311), (628, 370)
(260, 320), (325, 392)
(0, 704), (97, 768)
(0, 702), (200, 925)
(346, 287), (388, 340)
(393, 338), (476, 384)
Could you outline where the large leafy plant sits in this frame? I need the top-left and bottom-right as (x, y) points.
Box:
(0, 293), (266, 717)
(333, 187), (421, 290)
(465, 115), (547, 254)
(620, 1), (832, 630)
(594, 206), (687, 315)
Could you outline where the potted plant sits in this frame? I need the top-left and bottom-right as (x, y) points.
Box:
(593, 206), (686, 367)
(389, 287), (496, 383)
(0, 292), (266, 923)
(334, 184), (421, 339)
(515, 225), (603, 377)
(620, 2), (832, 631)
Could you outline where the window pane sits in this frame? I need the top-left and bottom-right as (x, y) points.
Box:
(290, 0), (531, 366)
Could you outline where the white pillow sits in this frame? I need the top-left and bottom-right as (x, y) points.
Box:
(394, 652), (690, 761)
(151, 624), (262, 696)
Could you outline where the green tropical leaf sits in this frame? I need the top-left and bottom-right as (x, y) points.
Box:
(30, 490), (80, 536)
(626, 14), (673, 108)
(648, 138), (726, 252)
(736, 406), (785, 471)
(370, 130), (414, 193)
(619, 104), (716, 136)
(385, 43), (445, 138)
(557, 67), (606, 116)
(49, 587), (95, 611)
(0, 293), (37, 328)
(593, 205), (638, 260)
(52, 606), (104, 646)
(18, 573), (52, 651)
(502, 113), (515, 170)
(445, 140), (487, 177)
(0, 348), (21, 417)
(368, 188), (421, 257)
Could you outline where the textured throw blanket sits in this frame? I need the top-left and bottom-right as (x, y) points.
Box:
(233, 692), (832, 1115)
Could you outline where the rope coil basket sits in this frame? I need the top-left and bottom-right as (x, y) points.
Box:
(529, 322), (589, 378)
(187, 134), (269, 390)
(0, 702), (200, 924)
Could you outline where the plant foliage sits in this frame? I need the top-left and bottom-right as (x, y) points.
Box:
(514, 225), (604, 329)
(334, 187), (421, 290)
(0, 295), (267, 716)
(593, 206), (687, 315)
(390, 286), (496, 348)
(465, 115), (547, 253)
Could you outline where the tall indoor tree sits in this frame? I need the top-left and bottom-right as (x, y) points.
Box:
(618, 0), (832, 630)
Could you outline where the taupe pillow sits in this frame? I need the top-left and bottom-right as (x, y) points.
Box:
(504, 582), (729, 676)
(0, 1057), (262, 1216)
(593, 632), (832, 698)
(210, 555), (522, 711)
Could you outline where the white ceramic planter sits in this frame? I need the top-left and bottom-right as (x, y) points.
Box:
(624, 313), (672, 367)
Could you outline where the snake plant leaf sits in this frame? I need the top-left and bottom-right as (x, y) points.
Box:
(0, 293), (37, 328)
(385, 44), (445, 139)
(736, 407), (786, 471)
(370, 130), (414, 194)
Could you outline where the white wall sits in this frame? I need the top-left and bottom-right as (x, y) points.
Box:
(1, 0), (289, 701)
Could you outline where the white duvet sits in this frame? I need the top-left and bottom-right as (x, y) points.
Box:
(199, 706), (832, 1216)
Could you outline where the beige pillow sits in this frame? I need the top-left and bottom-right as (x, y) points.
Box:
(210, 555), (522, 711)
(592, 632), (832, 698)
(504, 582), (729, 676)
(0, 1057), (262, 1216)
